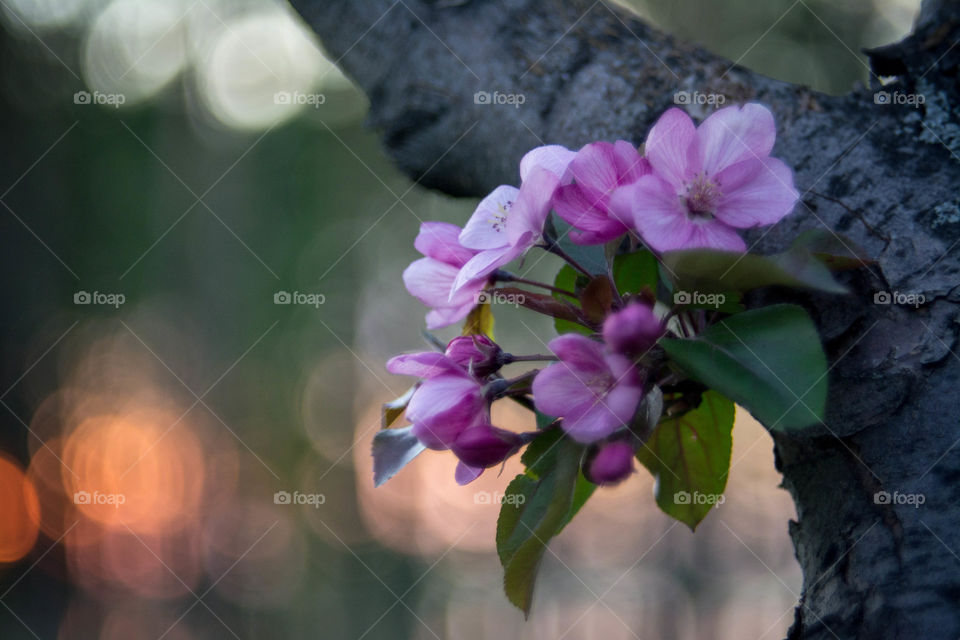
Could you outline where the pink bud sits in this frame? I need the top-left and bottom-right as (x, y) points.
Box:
(602, 303), (662, 356)
(445, 335), (503, 377)
(586, 440), (636, 486)
(451, 424), (522, 468)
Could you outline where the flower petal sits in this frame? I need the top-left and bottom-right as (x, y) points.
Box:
(615, 175), (696, 253)
(694, 103), (776, 176)
(682, 220), (747, 251)
(408, 375), (483, 449)
(553, 183), (627, 245)
(532, 364), (599, 420)
(714, 157), (798, 228)
(386, 352), (460, 378)
(547, 334), (608, 372)
(450, 245), (515, 295)
(459, 186), (520, 250)
(425, 302), (475, 330)
(414, 222), (475, 266)
(506, 168), (559, 246)
(612, 140), (650, 184)
(403, 258), (458, 308)
(568, 142), (620, 201)
(644, 108), (696, 189)
(520, 145), (576, 182)
(454, 461), (484, 485)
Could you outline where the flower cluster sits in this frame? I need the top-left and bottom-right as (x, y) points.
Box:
(376, 102), (847, 616)
(384, 102), (798, 485)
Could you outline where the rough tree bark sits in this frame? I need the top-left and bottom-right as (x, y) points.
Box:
(288, 1), (960, 638)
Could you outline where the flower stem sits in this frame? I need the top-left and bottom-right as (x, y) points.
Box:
(504, 354), (558, 363)
(494, 270), (576, 297)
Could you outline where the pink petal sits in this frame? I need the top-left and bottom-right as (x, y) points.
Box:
(616, 175), (696, 253)
(403, 258), (458, 308)
(455, 461), (484, 485)
(407, 375), (483, 449)
(425, 302), (475, 330)
(459, 186), (520, 250)
(553, 183), (628, 245)
(612, 141), (650, 184)
(682, 220), (747, 252)
(450, 245), (515, 295)
(520, 145), (576, 182)
(386, 352), (459, 378)
(694, 103), (776, 176)
(532, 364), (599, 419)
(568, 142), (620, 201)
(562, 403), (624, 443)
(506, 168), (559, 246)
(547, 334), (608, 373)
(714, 157), (798, 228)
(414, 222), (475, 266)
(644, 108), (696, 189)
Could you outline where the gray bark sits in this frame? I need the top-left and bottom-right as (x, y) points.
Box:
(288, 1), (960, 637)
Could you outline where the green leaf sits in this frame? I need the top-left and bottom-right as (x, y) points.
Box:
(661, 304), (828, 432)
(552, 265), (592, 336)
(636, 391), (734, 530)
(371, 426), (426, 487)
(613, 250), (659, 294)
(662, 248), (848, 295)
(791, 229), (875, 271)
(496, 430), (585, 616)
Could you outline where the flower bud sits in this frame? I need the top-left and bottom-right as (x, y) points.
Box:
(445, 335), (503, 377)
(451, 424), (522, 468)
(586, 440), (636, 486)
(602, 303), (662, 356)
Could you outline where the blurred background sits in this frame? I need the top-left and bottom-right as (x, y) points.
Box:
(0, 0), (919, 638)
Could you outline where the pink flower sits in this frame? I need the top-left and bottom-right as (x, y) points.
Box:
(452, 146), (575, 293)
(612, 104), (798, 252)
(403, 222), (487, 329)
(586, 440), (636, 486)
(444, 334), (503, 377)
(386, 352), (485, 450)
(450, 423), (523, 485)
(602, 302), (663, 356)
(532, 334), (645, 443)
(553, 141), (651, 245)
